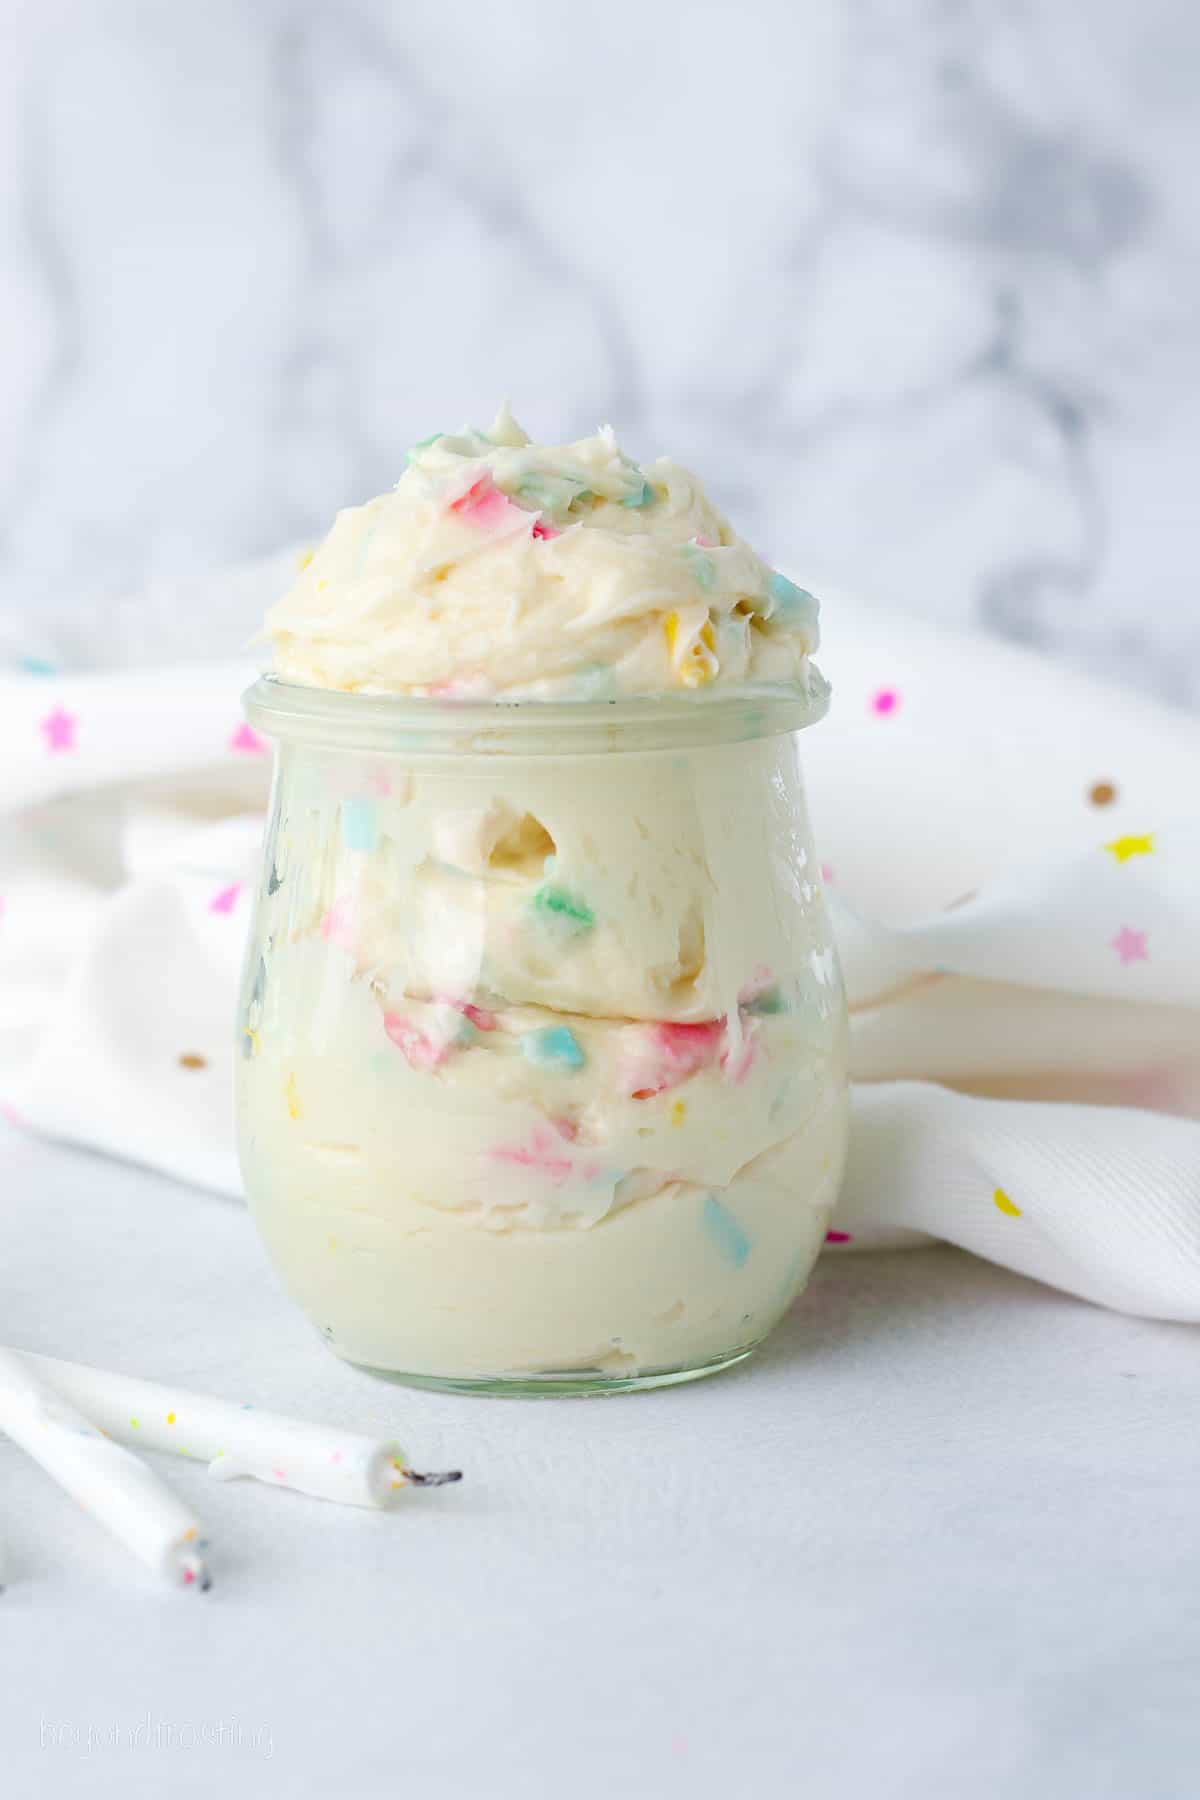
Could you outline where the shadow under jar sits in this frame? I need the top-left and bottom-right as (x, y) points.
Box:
(235, 677), (849, 1395)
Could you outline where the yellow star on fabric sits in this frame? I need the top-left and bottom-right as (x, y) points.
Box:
(1105, 833), (1155, 863)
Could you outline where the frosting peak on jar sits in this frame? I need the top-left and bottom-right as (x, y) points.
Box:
(264, 406), (820, 699)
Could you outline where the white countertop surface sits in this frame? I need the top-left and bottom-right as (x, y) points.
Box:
(4, 1129), (1198, 1799)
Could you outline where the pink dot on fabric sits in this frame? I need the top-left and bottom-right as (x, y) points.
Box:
(870, 689), (899, 716)
(1110, 925), (1149, 965)
(820, 863), (834, 884)
(209, 883), (242, 915)
(229, 722), (267, 755)
(531, 519), (559, 540)
(40, 705), (78, 753)
(331, 1450), (344, 1465)
(825, 1229), (852, 1244)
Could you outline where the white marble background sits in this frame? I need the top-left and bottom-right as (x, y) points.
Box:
(0, 0), (1197, 703)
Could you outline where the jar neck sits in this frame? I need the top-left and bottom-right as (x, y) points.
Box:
(243, 670), (830, 756)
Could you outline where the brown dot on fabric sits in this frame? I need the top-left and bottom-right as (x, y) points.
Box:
(1089, 781), (1117, 807)
(178, 1052), (208, 1071)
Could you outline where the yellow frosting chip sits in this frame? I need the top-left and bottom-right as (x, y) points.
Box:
(665, 614), (717, 687)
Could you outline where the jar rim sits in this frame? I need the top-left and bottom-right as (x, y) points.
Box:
(244, 668), (831, 755)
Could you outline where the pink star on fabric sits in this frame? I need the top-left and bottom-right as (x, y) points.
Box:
(229, 722), (267, 755)
(1110, 926), (1148, 965)
(40, 705), (78, 753)
(209, 883), (242, 915)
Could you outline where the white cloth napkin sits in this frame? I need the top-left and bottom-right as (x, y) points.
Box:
(3, 570), (1199, 1322)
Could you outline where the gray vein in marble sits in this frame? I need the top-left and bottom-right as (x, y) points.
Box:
(270, 13), (380, 540)
(268, 4), (644, 516)
(0, 0), (1194, 706)
(4, 70), (81, 561)
(969, 286), (1105, 651)
(728, 1), (1180, 694)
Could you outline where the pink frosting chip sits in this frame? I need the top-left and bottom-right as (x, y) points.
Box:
(720, 1024), (760, 1086)
(455, 1000), (497, 1032)
(383, 1013), (450, 1070)
(319, 897), (359, 950)
(490, 1126), (575, 1185)
(449, 473), (524, 530)
(626, 1022), (724, 1099)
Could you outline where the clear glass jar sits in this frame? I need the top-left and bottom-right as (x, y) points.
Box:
(235, 677), (848, 1395)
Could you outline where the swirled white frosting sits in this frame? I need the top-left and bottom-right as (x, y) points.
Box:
(264, 405), (820, 699)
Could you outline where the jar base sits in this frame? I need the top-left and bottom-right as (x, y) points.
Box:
(333, 1341), (759, 1398)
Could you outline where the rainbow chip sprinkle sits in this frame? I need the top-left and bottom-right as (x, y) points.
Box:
(521, 1026), (586, 1072)
(702, 1194), (751, 1269)
(621, 478), (655, 508)
(341, 796), (379, 853)
(765, 571), (818, 635)
(683, 544), (717, 592)
(664, 613), (717, 688)
(406, 432), (443, 463)
(532, 884), (595, 937)
(449, 473), (522, 530)
(743, 983), (788, 1016)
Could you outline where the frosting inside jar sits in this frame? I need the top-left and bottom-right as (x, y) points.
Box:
(238, 408), (845, 1385)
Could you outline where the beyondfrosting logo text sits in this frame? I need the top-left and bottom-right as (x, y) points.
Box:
(40, 1716), (274, 1759)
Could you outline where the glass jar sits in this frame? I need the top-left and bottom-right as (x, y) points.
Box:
(235, 677), (848, 1395)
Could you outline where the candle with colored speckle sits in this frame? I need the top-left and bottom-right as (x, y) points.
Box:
(0, 1347), (210, 1592)
(12, 1350), (459, 1507)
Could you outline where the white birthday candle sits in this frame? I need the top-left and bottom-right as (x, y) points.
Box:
(13, 1351), (460, 1508)
(0, 1348), (210, 1591)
